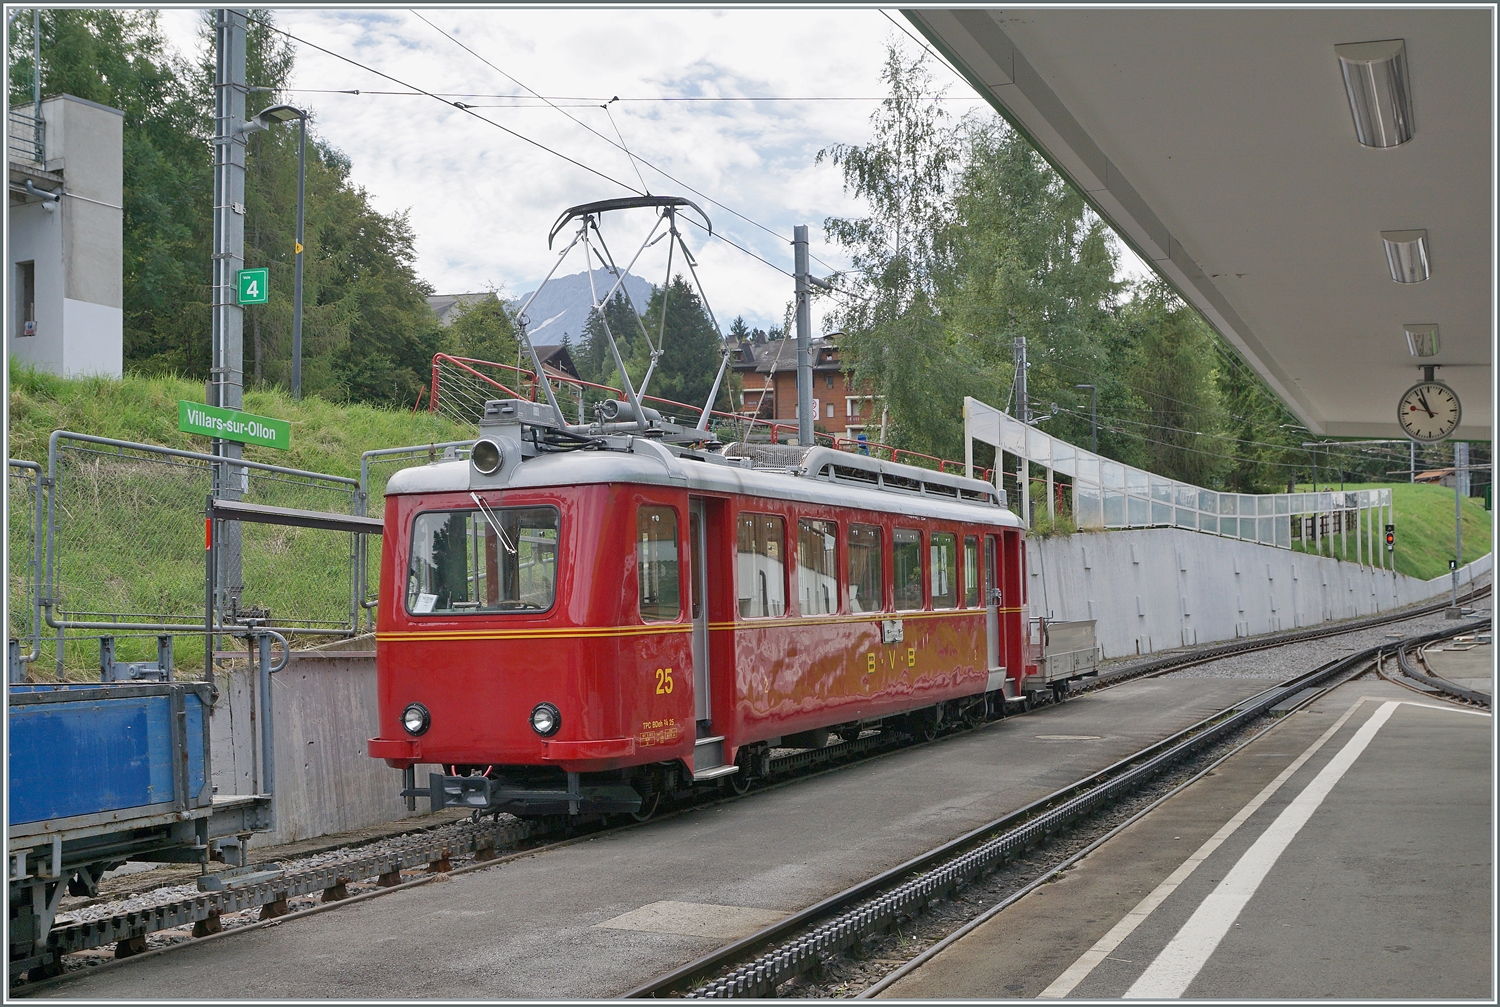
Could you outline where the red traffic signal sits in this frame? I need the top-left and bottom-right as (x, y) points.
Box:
(1385, 524), (1396, 551)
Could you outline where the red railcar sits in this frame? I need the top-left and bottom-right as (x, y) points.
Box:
(367, 399), (1031, 817)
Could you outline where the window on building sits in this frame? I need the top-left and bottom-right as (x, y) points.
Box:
(406, 507), (559, 615)
(893, 528), (923, 611)
(826, 402), (834, 419)
(797, 518), (838, 615)
(737, 513), (787, 618)
(964, 536), (979, 607)
(16, 261), (35, 337)
(931, 532), (957, 609)
(825, 372), (834, 389)
(637, 506), (680, 621)
(848, 524), (882, 613)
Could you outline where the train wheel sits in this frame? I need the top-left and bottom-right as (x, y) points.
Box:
(729, 768), (752, 796)
(838, 726), (862, 745)
(963, 703), (985, 729)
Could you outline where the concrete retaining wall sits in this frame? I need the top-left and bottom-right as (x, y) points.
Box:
(209, 652), (440, 848)
(1027, 527), (1492, 657)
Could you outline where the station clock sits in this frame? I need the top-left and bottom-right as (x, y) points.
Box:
(1397, 379), (1461, 443)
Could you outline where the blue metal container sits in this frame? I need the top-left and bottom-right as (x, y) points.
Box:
(8, 682), (212, 829)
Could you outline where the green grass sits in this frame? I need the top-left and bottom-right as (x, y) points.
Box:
(8, 364), (469, 478)
(1289, 481), (1491, 581)
(8, 364), (474, 676)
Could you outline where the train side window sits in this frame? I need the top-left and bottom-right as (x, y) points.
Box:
(893, 528), (923, 611)
(847, 524), (883, 614)
(930, 532), (957, 609)
(797, 518), (838, 616)
(964, 535), (979, 607)
(406, 506), (558, 615)
(737, 513), (787, 618)
(637, 506), (681, 622)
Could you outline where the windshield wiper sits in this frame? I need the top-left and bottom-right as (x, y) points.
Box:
(470, 493), (517, 555)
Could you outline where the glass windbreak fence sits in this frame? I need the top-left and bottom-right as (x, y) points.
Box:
(974, 401), (1392, 557)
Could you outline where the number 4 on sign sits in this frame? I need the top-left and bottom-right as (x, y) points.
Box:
(237, 268), (269, 305)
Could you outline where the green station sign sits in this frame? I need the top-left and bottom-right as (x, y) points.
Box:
(179, 400), (290, 450)
(237, 268), (269, 305)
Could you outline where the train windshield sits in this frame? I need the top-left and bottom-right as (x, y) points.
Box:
(406, 506), (559, 615)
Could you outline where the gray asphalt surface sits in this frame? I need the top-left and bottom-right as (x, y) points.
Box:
(883, 677), (1492, 1000)
(35, 677), (1264, 999)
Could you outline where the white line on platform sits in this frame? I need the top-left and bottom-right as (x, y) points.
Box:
(1040, 695), (1483, 999)
(1124, 700), (1400, 999)
(1037, 696), (1371, 999)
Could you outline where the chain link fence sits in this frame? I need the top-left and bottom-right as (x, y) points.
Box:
(8, 460), (44, 669)
(47, 434), (360, 652)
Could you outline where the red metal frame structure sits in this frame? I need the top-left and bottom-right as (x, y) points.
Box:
(429, 353), (991, 481)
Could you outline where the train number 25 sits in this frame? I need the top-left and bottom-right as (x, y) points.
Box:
(654, 667), (675, 695)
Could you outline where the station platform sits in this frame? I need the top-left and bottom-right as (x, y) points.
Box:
(30, 676), (1272, 999)
(879, 676), (1493, 1000)
(1425, 638), (1493, 697)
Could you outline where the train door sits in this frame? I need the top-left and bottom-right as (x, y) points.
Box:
(688, 498), (711, 725)
(984, 535), (1002, 672)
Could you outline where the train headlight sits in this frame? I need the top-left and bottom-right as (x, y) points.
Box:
(401, 702), (431, 737)
(530, 702), (561, 737)
(472, 438), (504, 476)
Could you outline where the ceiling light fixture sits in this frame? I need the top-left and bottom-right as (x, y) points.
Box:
(1381, 229), (1430, 283)
(1404, 324), (1440, 357)
(1335, 39), (1413, 147)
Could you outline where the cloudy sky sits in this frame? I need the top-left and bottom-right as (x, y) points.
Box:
(158, 7), (1147, 333)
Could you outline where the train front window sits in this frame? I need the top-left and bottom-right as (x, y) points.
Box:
(847, 524), (883, 614)
(797, 518), (838, 616)
(893, 528), (923, 611)
(737, 513), (787, 618)
(638, 506), (681, 622)
(406, 506), (558, 615)
(930, 532), (957, 609)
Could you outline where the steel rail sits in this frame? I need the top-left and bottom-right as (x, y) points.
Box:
(1395, 636), (1491, 708)
(626, 619), (1487, 999)
(36, 817), (528, 959)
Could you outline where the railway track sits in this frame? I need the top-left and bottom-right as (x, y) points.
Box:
(625, 617), (1490, 999)
(12, 594), (1488, 993)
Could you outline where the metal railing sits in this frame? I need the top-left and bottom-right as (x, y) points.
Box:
(429, 354), (994, 480)
(8, 108), (45, 164)
(966, 397), (1395, 567)
(44, 433), (361, 643)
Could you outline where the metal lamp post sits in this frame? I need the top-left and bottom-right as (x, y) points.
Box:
(241, 103), (308, 398)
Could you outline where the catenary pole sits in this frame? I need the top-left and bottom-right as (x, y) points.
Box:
(212, 9), (248, 633)
(794, 225), (813, 447)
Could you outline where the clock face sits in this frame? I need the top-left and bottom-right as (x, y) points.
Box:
(1397, 380), (1462, 442)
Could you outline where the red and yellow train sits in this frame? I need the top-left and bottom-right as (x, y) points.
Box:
(367, 398), (1032, 817)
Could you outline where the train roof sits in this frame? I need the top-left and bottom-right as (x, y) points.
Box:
(385, 435), (1024, 529)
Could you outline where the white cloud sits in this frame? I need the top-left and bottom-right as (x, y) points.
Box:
(153, 8), (1143, 333)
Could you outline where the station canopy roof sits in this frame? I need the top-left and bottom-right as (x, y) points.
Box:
(910, 8), (1493, 440)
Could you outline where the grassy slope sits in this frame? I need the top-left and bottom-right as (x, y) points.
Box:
(8, 365), (473, 673)
(1289, 481), (1492, 581)
(7, 365), (469, 477)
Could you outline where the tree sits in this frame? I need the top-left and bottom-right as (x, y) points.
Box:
(633, 276), (734, 417)
(441, 293), (519, 365)
(577, 287), (642, 386)
(10, 10), (445, 407)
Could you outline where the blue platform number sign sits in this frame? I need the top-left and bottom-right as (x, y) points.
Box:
(237, 268), (269, 305)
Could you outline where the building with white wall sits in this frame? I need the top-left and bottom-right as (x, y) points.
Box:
(7, 93), (123, 378)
